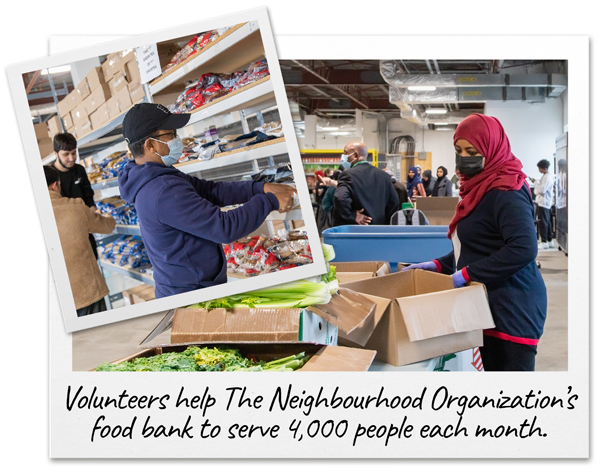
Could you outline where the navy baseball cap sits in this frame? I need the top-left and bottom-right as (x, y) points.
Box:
(122, 103), (191, 144)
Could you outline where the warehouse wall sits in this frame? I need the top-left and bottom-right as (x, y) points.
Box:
(485, 98), (564, 176)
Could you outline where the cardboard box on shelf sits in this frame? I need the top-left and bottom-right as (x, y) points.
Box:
(108, 71), (129, 96)
(33, 122), (49, 141)
(86, 66), (106, 91)
(143, 287), (383, 349)
(62, 112), (73, 130)
(90, 103), (110, 130)
(66, 89), (82, 110)
(70, 104), (89, 126)
(124, 59), (141, 84)
(47, 115), (62, 138)
(128, 80), (145, 103)
(106, 87), (133, 120)
(57, 97), (73, 118)
(413, 197), (459, 225)
(122, 283), (155, 306)
(81, 83), (111, 116)
(38, 138), (53, 158)
(102, 53), (123, 81)
(74, 119), (93, 139)
(334, 261), (391, 284)
(96, 341), (377, 372)
(340, 269), (495, 367)
(75, 78), (91, 101)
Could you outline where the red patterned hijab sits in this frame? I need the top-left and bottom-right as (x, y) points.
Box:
(448, 114), (528, 238)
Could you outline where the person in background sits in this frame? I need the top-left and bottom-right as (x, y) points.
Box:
(333, 141), (399, 226)
(45, 165), (116, 316)
(317, 170), (340, 234)
(529, 159), (555, 249)
(421, 169), (435, 196)
(51, 132), (100, 258)
(402, 113), (546, 372)
(118, 103), (294, 299)
(384, 169), (409, 206)
(406, 166), (426, 199)
(431, 166), (454, 197)
(415, 164), (422, 177)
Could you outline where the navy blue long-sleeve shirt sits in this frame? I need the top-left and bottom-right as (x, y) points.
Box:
(436, 184), (547, 343)
(119, 160), (279, 298)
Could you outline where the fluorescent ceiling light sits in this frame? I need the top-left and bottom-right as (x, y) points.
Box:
(436, 127), (453, 131)
(425, 108), (447, 114)
(41, 65), (71, 75)
(408, 86), (437, 91)
(433, 122), (449, 126)
(321, 127), (339, 131)
(331, 131), (352, 136)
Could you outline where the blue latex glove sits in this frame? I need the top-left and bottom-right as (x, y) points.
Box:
(452, 269), (469, 288)
(401, 261), (437, 272)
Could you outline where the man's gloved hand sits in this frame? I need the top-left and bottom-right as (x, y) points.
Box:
(400, 261), (437, 272)
(452, 269), (469, 288)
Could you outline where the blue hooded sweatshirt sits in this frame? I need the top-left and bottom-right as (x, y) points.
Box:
(118, 160), (280, 298)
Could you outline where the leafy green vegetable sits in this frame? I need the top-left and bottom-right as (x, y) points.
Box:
(96, 347), (310, 372)
(322, 243), (335, 262)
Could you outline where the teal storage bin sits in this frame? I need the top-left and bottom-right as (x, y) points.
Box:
(322, 225), (452, 271)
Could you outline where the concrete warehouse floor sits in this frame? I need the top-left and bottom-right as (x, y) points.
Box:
(72, 249), (568, 372)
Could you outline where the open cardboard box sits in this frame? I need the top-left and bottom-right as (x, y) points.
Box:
(413, 197), (459, 225)
(142, 287), (389, 349)
(341, 269), (495, 366)
(333, 261), (391, 284)
(94, 341), (377, 372)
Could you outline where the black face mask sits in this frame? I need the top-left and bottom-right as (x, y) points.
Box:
(455, 153), (484, 177)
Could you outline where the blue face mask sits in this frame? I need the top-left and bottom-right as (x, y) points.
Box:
(340, 152), (354, 170)
(152, 135), (183, 166)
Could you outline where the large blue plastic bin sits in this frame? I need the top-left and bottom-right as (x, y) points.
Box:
(322, 225), (453, 271)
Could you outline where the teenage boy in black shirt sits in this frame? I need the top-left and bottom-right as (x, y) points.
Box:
(51, 133), (99, 258)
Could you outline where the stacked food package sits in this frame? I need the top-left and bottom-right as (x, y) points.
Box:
(87, 151), (129, 184)
(96, 197), (138, 225)
(161, 31), (220, 73)
(224, 230), (312, 277)
(98, 236), (152, 272)
(170, 59), (270, 114)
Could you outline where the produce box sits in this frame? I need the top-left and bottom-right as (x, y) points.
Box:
(97, 342), (377, 372)
(86, 66), (106, 91)
(334, 261), (391, 284)
(142, 288), (386, 349)
(47, 115), (62, 138)
(33, 122), (49, 140)
(81, 83), (111, 116)
(340, 269), (495, 366)
(108, 70), (129, 96)
(413, 197), (459, 225)
(106, 87), (132, 120)
(38, 137), (53, 158)
(90, 103), (110, 130)
(122, 283), (155, 306)
(128, 80), (145, 103)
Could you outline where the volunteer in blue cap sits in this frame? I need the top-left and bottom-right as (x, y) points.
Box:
(118, 103), (295, 298)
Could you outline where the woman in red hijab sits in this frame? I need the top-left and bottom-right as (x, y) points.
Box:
(403, 114), (547, 372)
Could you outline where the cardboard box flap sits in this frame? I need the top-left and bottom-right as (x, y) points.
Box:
(334, 261), (388, 274)
(353, 292), (391, 327)
(170, 307), (301, 343)
(397, 285), (495, 342)
(336, 272), (375, 284)
(341, 270), (416, 300)
(298, 345), (376, 371)
(308, 288), (371, 332)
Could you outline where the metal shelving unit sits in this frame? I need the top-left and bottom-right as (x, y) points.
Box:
(87, 24), (294, 292)
(99, 260), (155, 286)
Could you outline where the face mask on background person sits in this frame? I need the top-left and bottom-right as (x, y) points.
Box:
(455, 153), (485, 177)
(340, 151), (355, 170)
(152, 135), (184, 166)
